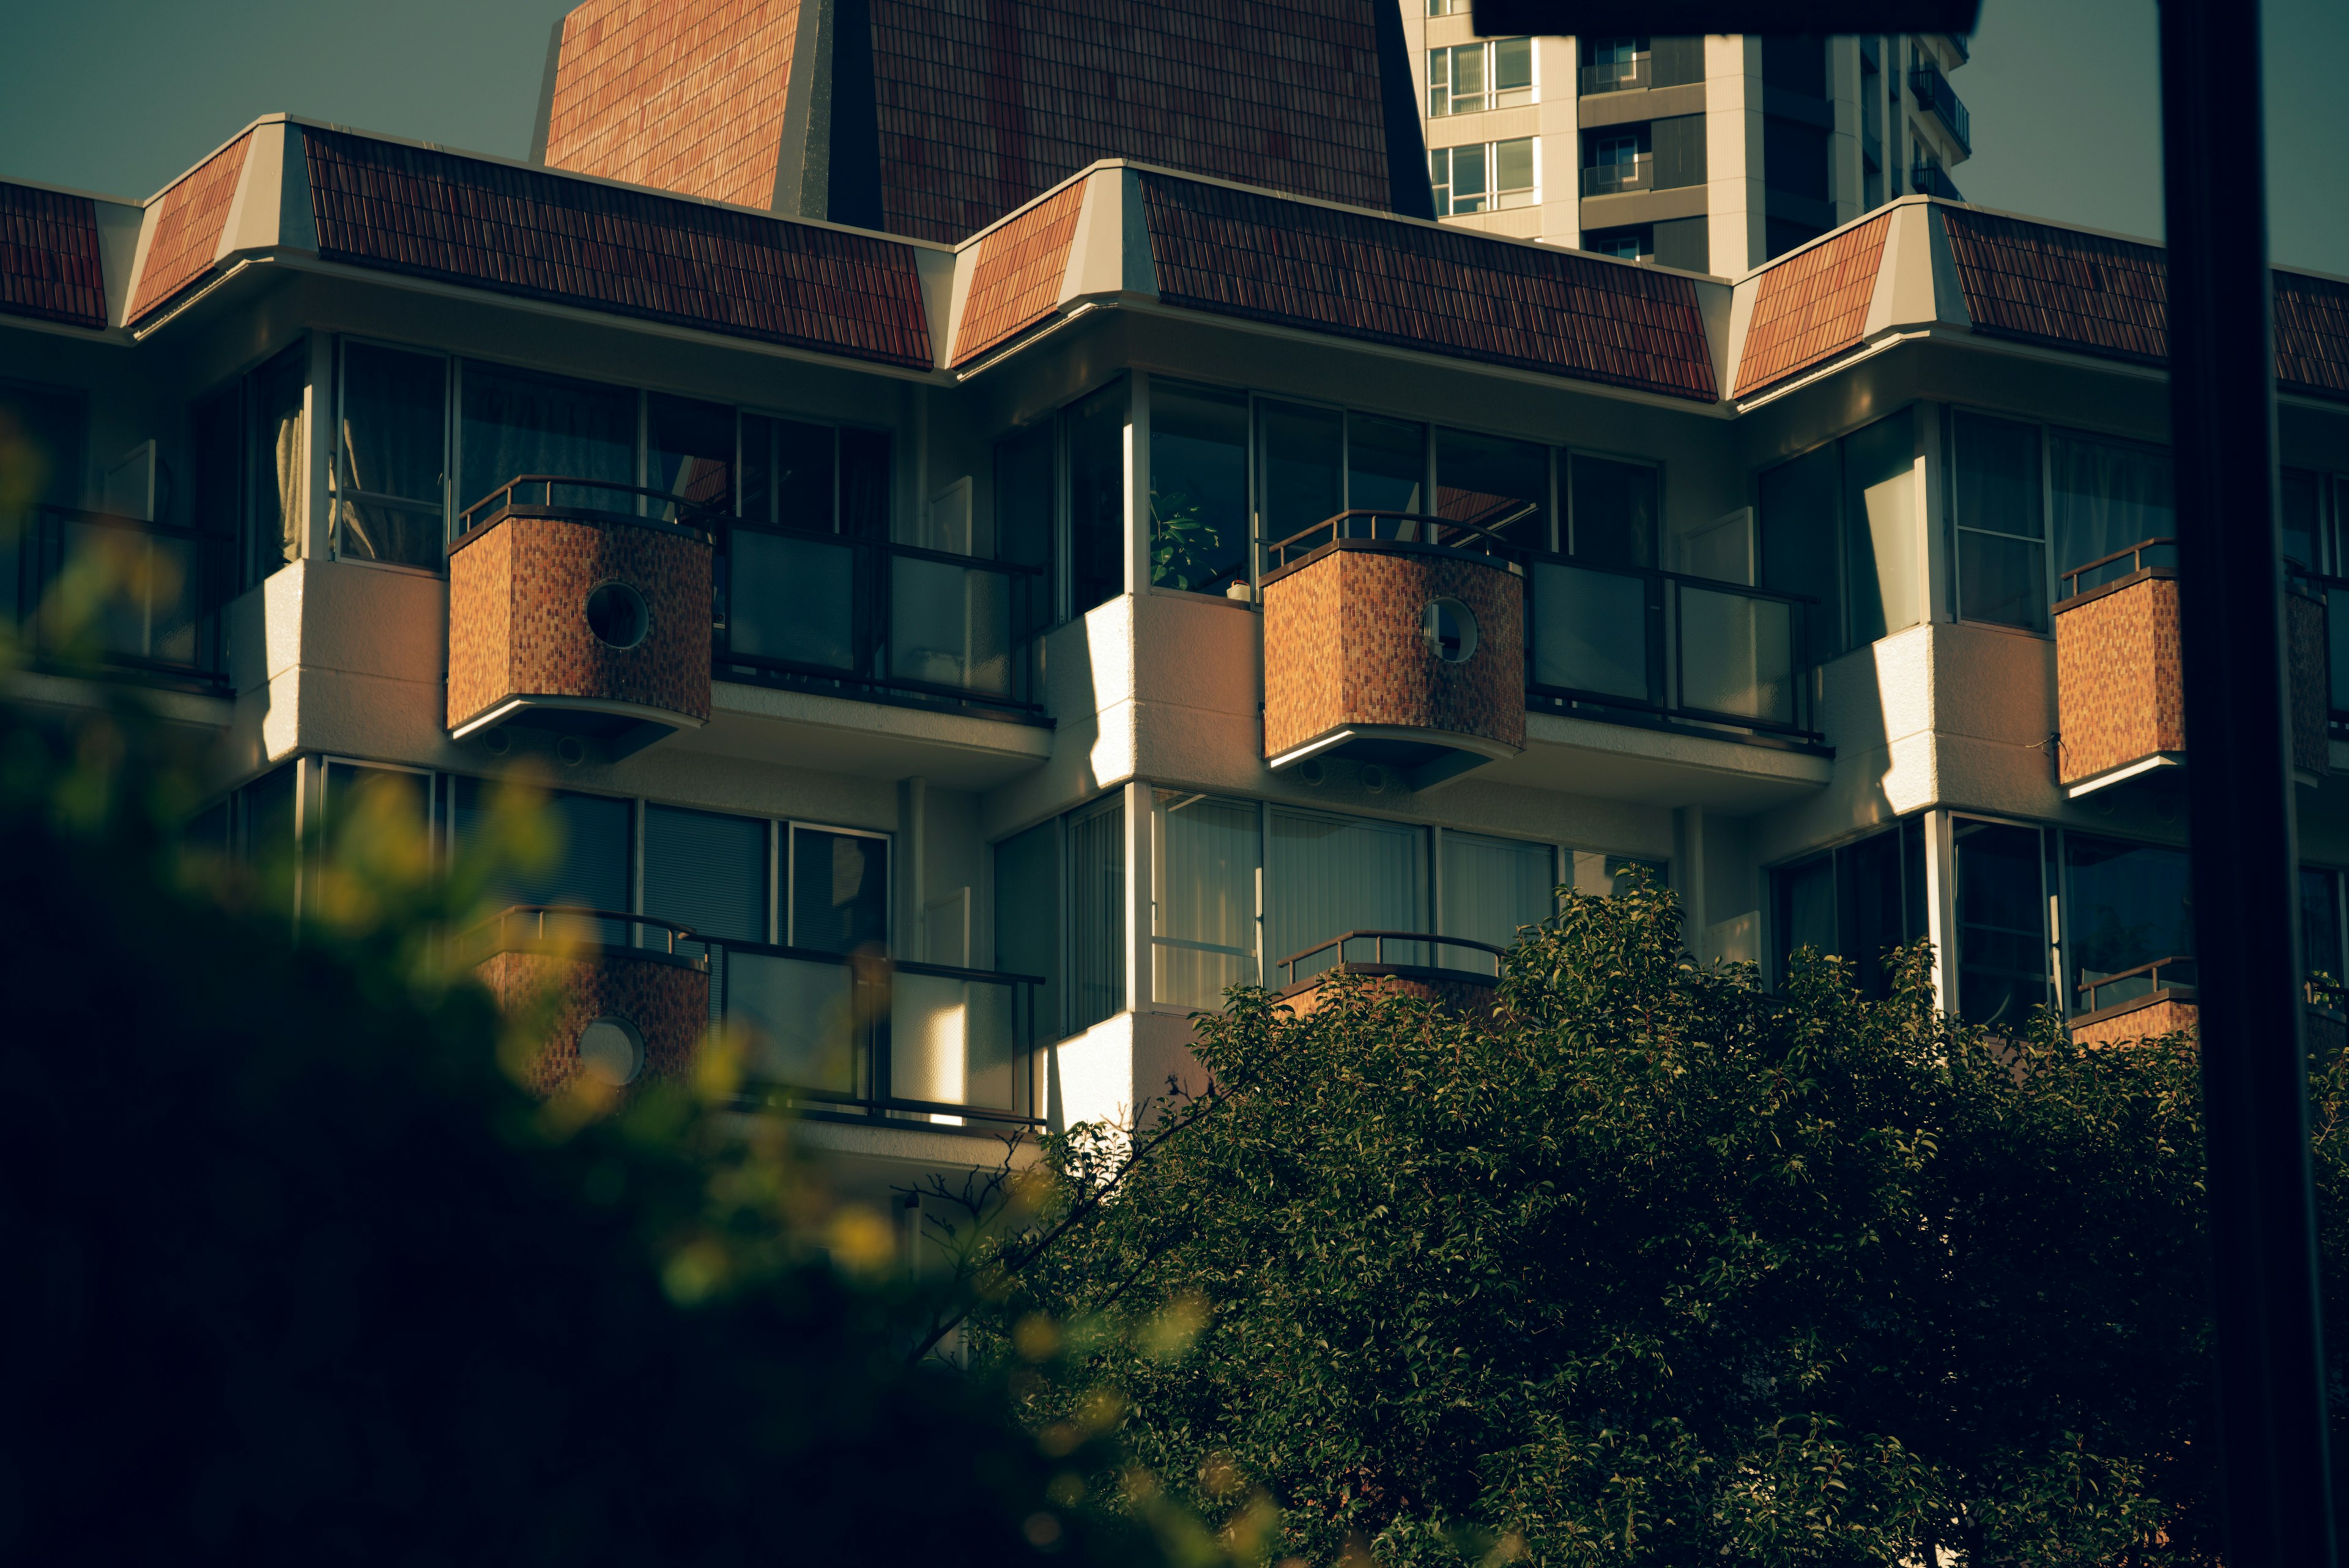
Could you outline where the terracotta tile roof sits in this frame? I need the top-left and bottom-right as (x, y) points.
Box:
(871, 0), (1400, 245)
(1137, 173), (1718, 403)
(1941, 206), (2167, 366)
(127, 134), (250, 324)
(0, 182), (106, 329)
(303, 128), (932, 369)
(951, 180), (1085, 364)
(2275, 270), (2349, 403)
(1732, 214), (1889, 397)
(1942, 206), (2349, 402)
(543, 0), (801, 209)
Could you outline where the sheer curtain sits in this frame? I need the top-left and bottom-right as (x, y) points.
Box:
(338, 344), (446, 568)
(1066, 798), (1126, 1030)
(1152, 791), (1260, 1011)
(458, 362), (634, 517)
(2050, 433), (2173, 593)
(1440, 831), (1553, 953)
(1267, 808), (1427, 976)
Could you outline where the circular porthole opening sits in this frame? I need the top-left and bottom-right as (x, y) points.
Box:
(1422, 598), (1479, 663)
(585, 581), (650, 649)
(578, 1016), (645, 1086)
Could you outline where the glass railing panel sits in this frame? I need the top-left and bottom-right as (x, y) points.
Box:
(1678, 585), (1796, 725)
(727, 948), (859, 1093)
(728, 529), (857, 671)
(1530, 559), (1654, 702)
(888, 968), (1022, 1112)
(1152, 937), (1256, 1013)
(890, 552), (1012, 696)
(29, 513), (210, 671)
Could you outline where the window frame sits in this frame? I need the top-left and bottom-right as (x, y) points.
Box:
(1430, 135), (1540, 215)
(330, 335), (453, 574)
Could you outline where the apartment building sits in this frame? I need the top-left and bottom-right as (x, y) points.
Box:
(1406, 2), (1975, 273)
(4, 0), (2347, 1213)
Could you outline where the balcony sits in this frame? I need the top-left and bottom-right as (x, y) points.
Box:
(10, 505), (230, 689)
(2054, 540), (2330, 793)
(1579, 58), (1650, 94)
(1274, 930), (1504, 1021)
(714, 519), (1044, 716)
(1908, 60), (1972, 156)
(2071, 955), (2196, 1049)
(1261, 510), (1526, 787)
(447, 477), (719, 754)
(1910, 162), (1965, 201)
(1581, 155), (1655, 197)
(469, 907), (711, 1095)
(711, 940), (1044, 1128)
(1524, 557), (1817, 741)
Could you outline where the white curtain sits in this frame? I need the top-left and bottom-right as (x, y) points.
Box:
(1267, 809), (1427, 978)
(458, 362), (634, 515)
(2052, 433), (2173, 582)
(1441, 832), (1554, 953)
(1152, 792), (1260, 1011)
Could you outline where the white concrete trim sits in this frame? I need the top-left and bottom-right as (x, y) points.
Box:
(2065, 752), (2184, 798)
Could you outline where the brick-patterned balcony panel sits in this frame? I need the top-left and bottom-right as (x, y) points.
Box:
(304, 130), (932, 368)
(1732, 214), (1890, 396)
(2071, 995), (2196, 1050)
(1278, 972), (1500, 1027)
(127, 133), (251, 324)
(2288, 589), (2330, 778)
(2053, 574), (2185, 786)
(447, 513), (713, 732)
(0, 183), (106, 329)
(476, 948), (709, 1094)
(1141, 176), (1718, 401)
(2276, 270), (2349, 403)
(871, 0), (1397, 244)
(543, 0), (801, 209)
(951, 180), (1086, 364)
(1262, 545), (1525, 759)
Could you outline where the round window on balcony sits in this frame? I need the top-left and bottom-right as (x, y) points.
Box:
(579, 1016), (645, 1085)
(585, 581), (650, 649)
(1423, 598), (1479, 663)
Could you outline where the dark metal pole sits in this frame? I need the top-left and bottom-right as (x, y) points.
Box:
(2160, 0), (2337, 1560)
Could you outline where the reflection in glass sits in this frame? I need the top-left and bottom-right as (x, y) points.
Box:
(1531, 560), (1652, 700)
(1842, 412), (1918, 644)
(730, 949), (858, 1092)
(1258, 401), (1344, 560)
(1954, 819), (2047, 1027)
(648, 393), (733, 523)
(1568, 454), (1657, 568)
(730, 530), (856, 669)
(791, 828), (889, 955)
(891, 553), (1011, 694)
(1150, 382), (1250, 593)
(1952, 411), (2043, 632)
(1152, 790), (1260, 1012)
(1436, 428), (1547, 548)
(1346, 414), (1427, 515)
(1679, 585), (1793, 722)
(2065, 833), (2192, 1009)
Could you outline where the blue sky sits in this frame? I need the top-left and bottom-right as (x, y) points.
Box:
(0, 0), (2342, 272)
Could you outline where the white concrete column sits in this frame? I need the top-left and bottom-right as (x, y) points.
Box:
(1924, 808), (1959, 1014)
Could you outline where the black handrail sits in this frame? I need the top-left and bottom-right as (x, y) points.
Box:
(2057, 536), (2178, 602)
(456, 475), (732, 538)
(2076, 953), (2198, 1014)
(1266, 510), (1523, 571)
(469, 904), (701, 958)
(1276, 929), (1508, 987)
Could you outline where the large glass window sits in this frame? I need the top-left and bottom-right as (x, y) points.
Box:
(1951, 411), (2045, 630)
(452, 779), (632, 945)
(1428, 37), (1534, 116)
(1757, 413), (1919, 663)
(2281, 468), (2322, 574)
(335, 344), (447, 569)
(1149, 382), (1249, 594)
(790, 826), (888, 954)
(2302, 866), (2343, 988)
(996, 820), (1062, 1038)
(1067, 381), (1126, 615)
(1954, 818), (2048, 1027)
(1267, 808), (1428, 978)
(1759, 444), (1841, 666)
(1568, 455), (1658, 568)
(995, 422), (1055, 600)
(0, 379), (86, 511)
(458, 362), (633, 518)
(1771, 819), (1926, 997)
(248, 346), (307, 585)
(1441, 831), (1554, 952)
(1066, 797), (1126, 1030)
(2050, 433), (2173, 598)
(1347, 414), (1428, 516)
(648, 393), (734, 523)
(1151, 790), (1261, 1011)
(1258, 401), (1344, 561)
(741, 413), (837, 532)
(1437, 428), (1548, 550)
(2063, 833), (2192, 1012)
(645, 803), (766, 945)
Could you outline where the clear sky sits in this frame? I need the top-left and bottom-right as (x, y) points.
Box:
(0, 0), (2342, 272)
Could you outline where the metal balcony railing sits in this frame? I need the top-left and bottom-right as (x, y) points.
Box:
(1910, 162), (1966, 201)
(10, 503), (231, 686)
(1276, 931), (1507, 988)
(708, 938), (1045, 1127)
(1579, 58), (1649, 94)
(1524, 555), (1819, 740)
(467, 904), (706, 959)
(2076, 954), (2197, 1016)
(714, 518), (1047, 713)
(1909, 60), (1972, 155)
(1581, 155), (1655, 196)
(1263, 509), (1520, 573)
(2056, 536), (2179, 603)
(455, 475), (730, 541)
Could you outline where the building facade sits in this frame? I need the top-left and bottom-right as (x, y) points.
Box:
(1405, 3), (1974, 273)
(3, 0), (2346, 1211)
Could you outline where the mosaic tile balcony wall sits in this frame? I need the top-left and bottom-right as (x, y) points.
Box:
(475, 948), (710, 1094)
(2072, 995), (2197, 1050)
(2054, 574), (2185, 787)
(447, 513), (713, 735)
(1261, 544), (1524, 760)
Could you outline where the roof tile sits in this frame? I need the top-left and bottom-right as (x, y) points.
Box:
(1732, 214), (1890, 397)
(128, 134), (250, 324)
(951, 179), (1086, 364)
(0, 182), (106, 330)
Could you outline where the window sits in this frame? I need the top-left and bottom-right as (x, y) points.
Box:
(1441, 831), (1554, 952)
(458, 361), (634, 520)
(2050, 431), (2173, 598)
(1437, 428), (1547, 550)
(1431, 138), (1536, 215)
(645, 803), (768, 946)
(2064, 833), (2192, 1014)
(2303, 867), (2344, 987)
(451, 778), (633, 945)
(335, 343), (447, 569)
(2282, 469), (2323, 574)
(247, 346), (307, 587)
(1757, 412), (1919, 664)
(1268, 808), (1429, 978)
(0, 379), (86, 510)
(1152, 790), (1261, 1011)
(1771, 819), (1928, 997)
(1951, 411), (2045, 630)
(648, 393), (735, 524)
(790, 825), (888, 954)
(1149, 381), (1249, 593)
(1066, 797), (1126, 1031)
(1567, 455), (1660, 569)
(1067, 380), (1127, 615)
(1583, 35), (1649, 92)
(996, 820), (1063, 1038)
(995, 421), (1055, 603)
(1586, 227), (1650, 261)
(1428, 38), (1534, 116)
(1953, 818), (2049, 1027)
(1255, 402), (1434, 567)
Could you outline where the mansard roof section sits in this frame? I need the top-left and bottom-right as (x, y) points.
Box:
(0, 179), (114, 330)
(1119, 169), (1720, 403)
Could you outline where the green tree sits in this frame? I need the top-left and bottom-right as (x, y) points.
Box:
(973, 877), (2243, 1566)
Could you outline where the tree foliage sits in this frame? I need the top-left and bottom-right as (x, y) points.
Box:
(975, 877), (2262, 1566)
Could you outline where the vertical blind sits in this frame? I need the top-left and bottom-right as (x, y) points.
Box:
(1439, 831), (1553, 952)
(1065, 797), (1126, 1030)
(1152, 790), (1260, 1012)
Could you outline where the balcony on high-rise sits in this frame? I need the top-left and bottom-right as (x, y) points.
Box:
(1907, 59), (1972, 157)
